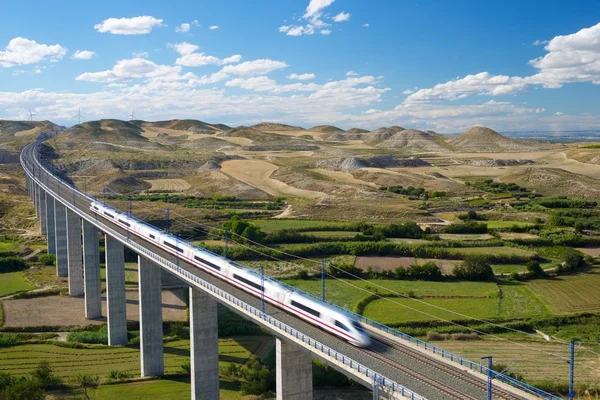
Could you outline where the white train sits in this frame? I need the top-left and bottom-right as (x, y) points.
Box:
(90, 201), (371, 347)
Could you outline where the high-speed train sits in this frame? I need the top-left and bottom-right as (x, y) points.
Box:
(90, 201), (371, 347)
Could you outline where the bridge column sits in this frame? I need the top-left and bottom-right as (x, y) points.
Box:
(189, 288), (219, 400)
(66, 209), (84, 297)
(82, 220), (102, 319)
(54, 201), (68, 277)
(276, 338), (313, 400)
(45, 194), (56, 254)
(33, 184), (39, 217)
(105, 235), (128, 346)
(138, 256), (164, 377)
(39, 190), (47, 235)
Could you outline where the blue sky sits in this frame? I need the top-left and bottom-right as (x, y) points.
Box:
(0, 0), (599, 132)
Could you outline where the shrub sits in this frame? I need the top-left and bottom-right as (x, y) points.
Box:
(526, 261), (546, 278)
(0, 257), (27, 273)
(444, 222), (488, 234)
(406, 262), (443, 281)
(106, 370), (134, 381)
(452, 255), (495, 281)
(4, 378), (45, 400)
(0, 371), (15, 392)
(37, 254), (55, 266)
(240, 356), (269, 395)
(67, 326), (108, 345)
(0, 333), (19, 347)
(32, 361), (61, 389)
(168, 322), (189, 339)
(180, 362), (191, 375)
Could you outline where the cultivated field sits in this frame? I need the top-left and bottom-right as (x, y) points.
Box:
(527, 269), (600, 313)
(145, 178), (191, 192)
(354, 256), (461, 274)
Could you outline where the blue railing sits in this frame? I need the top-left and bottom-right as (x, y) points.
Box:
(22, 142), (424, 400)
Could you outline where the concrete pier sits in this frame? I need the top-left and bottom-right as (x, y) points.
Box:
(39, 190), (47, 235)
(138, 256), (164, 377)
(105, 235), (128, 346)
(46, 194), (56, 254)
(66, 209), (84, 297)
(34, 184), (39, 217)
(54, 201), (68, 277)
(276, 338), (313, 400)
(189, 288), (219, 400)
(82, 220), (102, 319)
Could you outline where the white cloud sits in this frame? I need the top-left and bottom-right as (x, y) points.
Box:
(402, 89), (415, 95)
(346, 71), (359, 76)
(133, 51), (148, 58)
(320, 29), (332, 35)
(287, 73), (315, 80)
(168, 42), (241, 67)
(332, 11), (350, 22)
(0, 37), (67, 67)
(408, 22), (600, 104)
(532, 39), (549, 46)
(176, 23), (190, 33)
(209, 25), (219, 30)
(304, 0), (335, 18)
(72, 50), (96, 60)
(555, 111), (563, 116)
(362, 23), (370, 28)
(220, 59), (288, 76)
(75, 58), (195, 83)
(94, 16), (164, 35)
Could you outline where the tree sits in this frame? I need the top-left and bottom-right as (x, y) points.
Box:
(240, 356), (269, 395)
(574, 221), (584, 233)
(526, 260), (545, 278)
(562, 250), (585, 272)
(32, 361), (60, 389)
(452, 255), (495, 281)
(0, 371), (15, 392)
(72, 373), (101, 400)
(5, 378), (44, 400)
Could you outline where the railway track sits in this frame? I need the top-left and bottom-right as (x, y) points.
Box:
(371, 334), (526, 400)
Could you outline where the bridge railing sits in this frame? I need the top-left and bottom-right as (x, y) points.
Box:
(22, 143), (424, 400)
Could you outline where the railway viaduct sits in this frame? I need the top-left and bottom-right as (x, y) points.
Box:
(21, 141), (558, 400)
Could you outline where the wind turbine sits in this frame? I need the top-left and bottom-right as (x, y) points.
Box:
(73, 108), (84, 124)
(128, 109), (136, 120)
(28, 109), (36, 122)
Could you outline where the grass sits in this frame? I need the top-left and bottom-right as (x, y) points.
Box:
(450, 246), (536, 257)
(0, 336), (270, 378)
(99, 262), (139, 288)
(526, 269), (600, 313)
(0, 271), (36, 297)
(492, 263), (553, 275)
(485, 221), (535, 229)
(252, 219), (354, 232)
(23, 265), (66, 289)
(303, 231), (359, 238)
(0, 241), (19, 253)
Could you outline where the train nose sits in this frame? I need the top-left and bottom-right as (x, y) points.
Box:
(357, 334), (372, 348)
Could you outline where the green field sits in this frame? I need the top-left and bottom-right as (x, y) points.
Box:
(252, 219), (354, 232)
(0, 336), (269, 378)
(303, 231), (359, 238)
(492, 263), (553, 275)
(485, 221), (535, 229)
(451, 246), (536, 257)
(0, 271), (36, 297)
(527, 269), (600, 313)
(99, 262), (139, 288)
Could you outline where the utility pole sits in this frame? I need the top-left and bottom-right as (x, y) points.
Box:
(321, 260), (326, 301)
(372, 374), (380, 400)
(481, 356), (493, 400)
(569, 339), (581, 400)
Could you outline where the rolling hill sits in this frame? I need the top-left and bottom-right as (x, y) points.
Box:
(308, 125), (345, 134)
(372, 129), (451, 152)
(446, 126), (546, 152)
(250, 122), (305, 131)
(139, 119), (228, 133)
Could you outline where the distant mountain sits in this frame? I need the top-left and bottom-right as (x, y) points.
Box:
(219, 127), (291, 143)
(140, 119), (227, 133)
(446, 126), (547, 152)
(250, 122), (305, 131)
(0, 120), (63, 139)
(308, 125), (345, 133)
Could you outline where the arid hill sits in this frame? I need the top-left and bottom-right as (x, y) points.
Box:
(138, 119), (228, 133)
(446, 126), (546, 152)
(347, 128), (370, 133)
(502, 167), (600, 198)
(218, 127), (294, 143)
(308, 125), (345, 133)
(373, 129), (451, 152)
(250, 122), (304, 131)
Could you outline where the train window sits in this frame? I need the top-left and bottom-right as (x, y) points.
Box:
(92, 206), (98, 211)
(233, 274), (263, 291)
(352, 321), (366, 332)
(291, 300), (320, 318)
(194, 255), (221, 271)
(103, 212), (114, 219)
(149, 234), (155, 239)
(118, 219), (130, 227)
(163, 241), (184, 253)
(335, 320), (350, 332)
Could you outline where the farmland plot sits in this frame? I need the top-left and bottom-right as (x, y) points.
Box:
(527, 269), (600, 313)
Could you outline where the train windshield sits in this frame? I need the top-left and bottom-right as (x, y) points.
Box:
(352, 321), (366, 333)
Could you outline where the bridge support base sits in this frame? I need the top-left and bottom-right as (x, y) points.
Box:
(82, 221), (102, 319)
(45, 196), (56, 254)
(33, 184), (39, 217)
(54, 201), (68, 277)
(190, 287), (219, 400)
(66, 209), (84, 297)
(276, 338), (313, 400)
(138, 256), (164, 377)
(105, 235), (128, 346)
